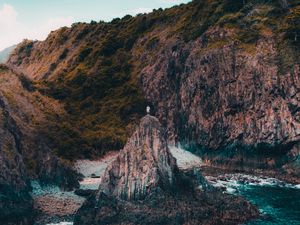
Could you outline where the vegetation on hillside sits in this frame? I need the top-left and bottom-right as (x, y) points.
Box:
(9, 0), (300, 159)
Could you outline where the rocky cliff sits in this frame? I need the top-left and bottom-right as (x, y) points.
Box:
(0, 79), (33, 224)
(5, 0), (300, 172)
(99, 115), (178, 200)
(134, 1), (300, 173)
(1, 1), (299, 223)
(74, 115), (258, 225)
(0, 64), (80, 188)
(0, 64), (80, 224)
(138, 24), (300, 171)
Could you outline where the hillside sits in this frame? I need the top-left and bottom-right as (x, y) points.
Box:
(0, 64), (81, 223)
(6, 0), (300, 176)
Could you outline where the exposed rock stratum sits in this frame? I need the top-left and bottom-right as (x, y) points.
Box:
(74, 115), (259, 225)
(99, 115), (178, 200)
(6, 0), (300, 177)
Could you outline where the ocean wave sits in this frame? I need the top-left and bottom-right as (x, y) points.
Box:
(205, 173), (300, 193)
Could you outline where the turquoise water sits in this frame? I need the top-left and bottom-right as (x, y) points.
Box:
(45, 185), (300, 225)
(206, 174), (300, 225)
(242, 186), (300, 225)
(40, 173), (300, 225)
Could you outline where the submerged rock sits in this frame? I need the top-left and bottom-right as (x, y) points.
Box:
(74, 115), (259, 224)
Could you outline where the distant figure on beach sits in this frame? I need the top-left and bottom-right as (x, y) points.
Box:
(146, 106), (150, 115)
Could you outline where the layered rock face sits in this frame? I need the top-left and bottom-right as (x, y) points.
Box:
(0, 65), (80, 189)
(139, 39), (300, 148)
(99, 115), (178, 200)
(134, 6), (300, 171)
(6, 1), (300, 174)
(0, 65), (80, 223)
(74, 115), (259, 225)
(0, 84), (33, 224)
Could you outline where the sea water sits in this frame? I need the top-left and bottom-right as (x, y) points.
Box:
(45, 174), (300, 225)
(206, 174), (300, 225)
(243, 186), (300, 225)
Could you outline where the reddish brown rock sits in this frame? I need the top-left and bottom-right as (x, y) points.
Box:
(6, 1), (300, 174)
(136, 27), (300, 173)
(98, 115), (178, 200)
(74, 115), (259, 225)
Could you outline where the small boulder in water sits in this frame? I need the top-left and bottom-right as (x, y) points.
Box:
(74, 189), (96, 197)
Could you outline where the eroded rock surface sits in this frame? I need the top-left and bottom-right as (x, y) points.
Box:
(137, 26), (300, 174)
(0, 65), (80, 224)
(99, 115), (178, 200)
(74, 115), (259, 225)
(0, 76), (33, 224)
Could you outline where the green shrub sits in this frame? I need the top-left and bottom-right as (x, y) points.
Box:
(33, 0), (300, 160)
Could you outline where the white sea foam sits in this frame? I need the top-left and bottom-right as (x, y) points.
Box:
(205, 173), (300, 194)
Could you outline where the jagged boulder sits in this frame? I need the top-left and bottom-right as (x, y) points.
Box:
(99, 115), (179, 200)
(74, 115), (259, 225)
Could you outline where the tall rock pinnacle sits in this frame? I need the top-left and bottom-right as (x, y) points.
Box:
(98, 114), (178, 200)
(75, 115), (259, 225)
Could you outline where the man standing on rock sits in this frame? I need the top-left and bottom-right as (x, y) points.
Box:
(146, 106), (150, 115)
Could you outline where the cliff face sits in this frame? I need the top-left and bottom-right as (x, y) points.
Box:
(0, 66), (33, 224)
(131, 1), (300, 171)
(138, 27), (300, 170)
(6, 0), (300, 171)
(0, 65), (79, 189)
(0, 65), (80, 223)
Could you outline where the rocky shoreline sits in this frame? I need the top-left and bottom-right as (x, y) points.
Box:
(29, 147), (300, 225)
(30, 152), (118, 225)
(201, 165), (300, 185)
(74, 115), (259, 225)
(27, 142), (300, 225)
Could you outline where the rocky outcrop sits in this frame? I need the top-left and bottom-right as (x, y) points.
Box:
(0, 65), (80, 189)
(0, 65), (81, 224)
(98, 115), (178, 200)
(74, 115), (259, 224)
(0, 85), (33, 224)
